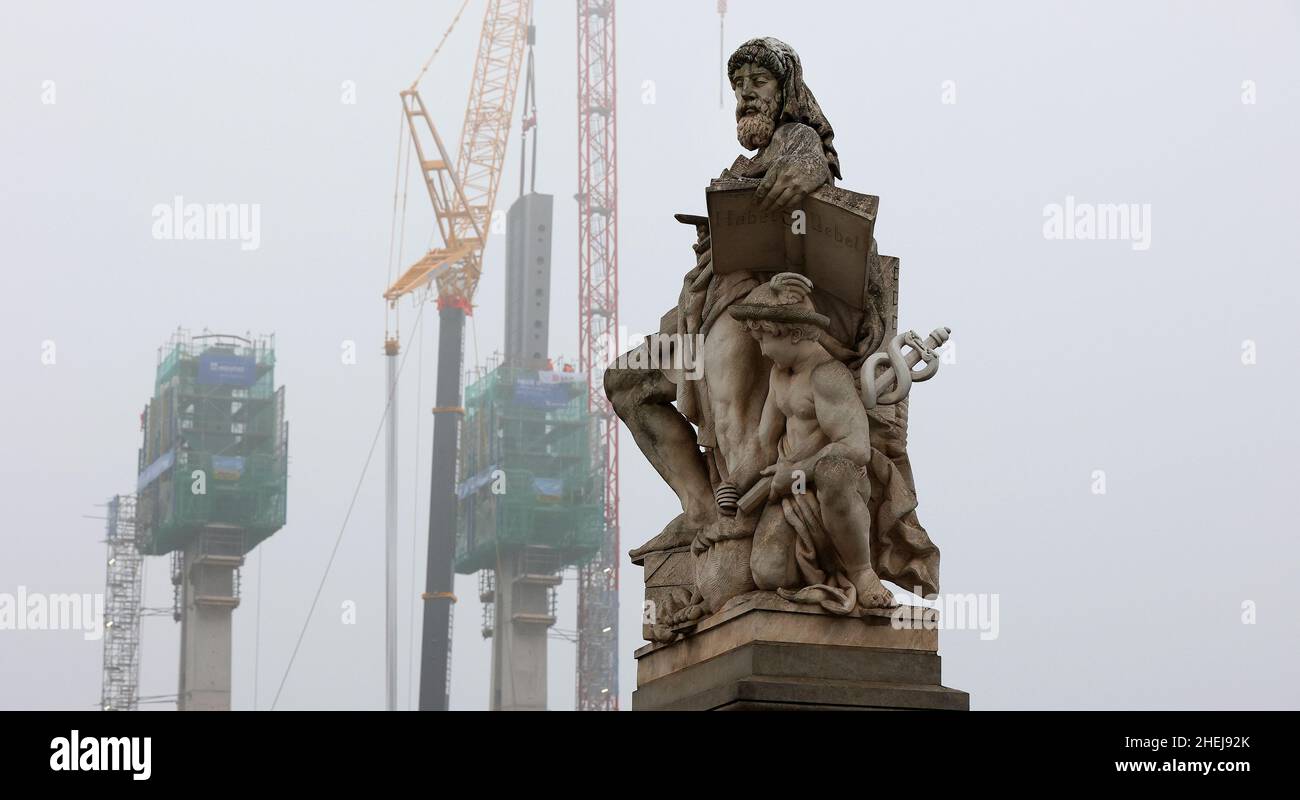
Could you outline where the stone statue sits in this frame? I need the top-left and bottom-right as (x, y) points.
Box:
(729, 273), (896, 613)
(606, 36), (947, 642)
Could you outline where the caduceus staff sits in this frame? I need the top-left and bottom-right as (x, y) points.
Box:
(735, 326), (952, 514)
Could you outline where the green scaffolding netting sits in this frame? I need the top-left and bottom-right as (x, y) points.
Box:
(455, 365), (603, 573)
(136, 335), (287, 556)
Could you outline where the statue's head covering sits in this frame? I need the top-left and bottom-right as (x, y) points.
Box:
(730, 272), (830, 330)
(727, 37), (841, 180)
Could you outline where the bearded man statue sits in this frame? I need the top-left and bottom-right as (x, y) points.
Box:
(605, 37), (936, 624)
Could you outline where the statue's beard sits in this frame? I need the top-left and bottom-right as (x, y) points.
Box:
(735, 96), (780, 150)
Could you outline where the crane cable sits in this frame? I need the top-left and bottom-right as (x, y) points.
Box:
(393, 0), (470, 706)
(410, 0), (474, 91)
(406, 300), (425, 709)
(518, 4), (538, 198)
(273, 8), (438, 701)
(385, 110), (414, 340)
(270, 295), (430, 710)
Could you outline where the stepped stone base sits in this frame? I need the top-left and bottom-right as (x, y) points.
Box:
(632, 591), (969, 711)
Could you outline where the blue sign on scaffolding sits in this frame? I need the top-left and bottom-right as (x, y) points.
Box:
(513, 378), (570, 410)
(137, 449), (176, 491)
(198, 352), (256, 386)
(456, 466), (500, 499)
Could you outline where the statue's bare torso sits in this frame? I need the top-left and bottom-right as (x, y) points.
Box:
(770, 359), (831, 462)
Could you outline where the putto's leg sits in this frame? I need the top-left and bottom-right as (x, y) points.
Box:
(812, 457), (872, 569)
(813, 456), (896, 608)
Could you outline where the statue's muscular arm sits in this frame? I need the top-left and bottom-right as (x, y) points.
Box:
(733, 367), (785, 495)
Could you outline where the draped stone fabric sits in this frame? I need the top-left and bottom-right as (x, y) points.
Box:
(774, 428), (940, 616)
(865, 448), (940, 600)
(727, 36), (842, 180)
(777, 491), (860, 614)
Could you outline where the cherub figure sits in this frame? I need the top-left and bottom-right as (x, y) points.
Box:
(729, 273), (897, 612)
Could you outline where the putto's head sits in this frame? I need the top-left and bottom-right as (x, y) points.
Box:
(729, 273), (828, 367)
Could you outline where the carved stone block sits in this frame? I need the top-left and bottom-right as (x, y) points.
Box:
(632, 592), (969, 711)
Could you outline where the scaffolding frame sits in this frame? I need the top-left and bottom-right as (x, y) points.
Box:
(576, 0), (620, 712)
(101, 495), (142, 711)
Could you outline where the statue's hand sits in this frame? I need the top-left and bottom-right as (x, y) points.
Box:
(762, 462), (797, 500)
(755, 153), (828, 213)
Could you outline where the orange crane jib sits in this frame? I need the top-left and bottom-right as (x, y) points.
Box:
(384, 0), (534, 310)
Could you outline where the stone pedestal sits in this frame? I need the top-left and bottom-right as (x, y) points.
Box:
(632, 592), (969, 711)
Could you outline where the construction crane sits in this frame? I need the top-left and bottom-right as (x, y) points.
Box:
(382, 0), (533, 712)
(718, 1), (728, 108)
(575, 0), (621, 711)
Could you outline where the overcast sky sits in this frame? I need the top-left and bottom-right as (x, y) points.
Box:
(1, 0), (1297, 710)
